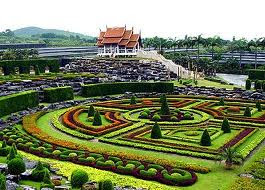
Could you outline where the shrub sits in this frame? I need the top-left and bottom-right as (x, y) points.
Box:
(7, 145), (17, 161)
(200, 129), (211, 146)
(255, 80), (262, 90)
(8, 158), (26, 176)
(68, 153), (77, 158)
(160, 95), (170, 115)
(171, 116), (178, 121)
(219, 98), (225, 106)
(256, 101), (262, 112)
(71, 169), (89, 188)
(35, 65), (40, 75)
(93, 111), (102, 126)
(87, 105), (95, 117)
(42, 168), (52, 184)
(174, 108), (180, 113)
(52, 150), (61, 155)
(86, 157), (96, 163)
(183, 113), (192, 120)
(221, 118), (231, 133)
(245, 79), (251, 90)
(143, 108), (151, 115)
(43, 86), (74, 103)
(151, 122), (162, 139)
(130, 96), (137, 105)
(244, 106), (252, 117)
(0, 173), (6, 190)
(0, 140), (9, 156)
(32, 162), (46, 181)
(100, 180), (114, 190)
(152, 114), (161, 121)
(140, 111), (148, 118)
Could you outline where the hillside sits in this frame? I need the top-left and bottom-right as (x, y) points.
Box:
(14, 26), (94, 39)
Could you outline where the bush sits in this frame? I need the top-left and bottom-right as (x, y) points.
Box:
(32, 162), (46, 181)
(183, 113), (192, 120)
(256, 101), (262, 112)
(81, 82), (174, 97)
(7, 145), (17, 161)
(152, 114), (161, 121)
(255, 80), (262, 90)
(0, 173), (6, 190)
(219, 98), (225, 106)
(0, 140), (9, 156)
(151, 122), (162, 139)
(244, 106), (252, 117)
(140, 111), (148, 118)
(52, 150), (61, 155)
(245, 79), (251, 90)
(143, 108), (151, 115)
(8, 158), (26, 176)
(99, 180), (114, 190)
(160, 95), (170, 115)
(0, 91), (39, 117)
(68, 153), (77, 158)
(43, 86), (74, 103)
(87, 105), (95, 117)
(93, 111), (102, 126)
(171, 116), (178, 121)
(221, 118), (231, 133)
(200, 129), (211, 146)
(71, 169), (89, 188)
(130, 96), (137, 105)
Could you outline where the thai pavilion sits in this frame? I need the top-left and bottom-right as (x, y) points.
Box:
(97, 26), (142, 57)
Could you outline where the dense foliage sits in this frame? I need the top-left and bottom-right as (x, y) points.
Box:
(71, 169), (89, 188)
(200, 129), (211, 146)
(43, 86), (74, 103)
(0, 90), (39, 117)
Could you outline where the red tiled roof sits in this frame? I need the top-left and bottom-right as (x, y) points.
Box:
(123, 30), (132, 39)
(98, 31), (105, 40)
(102, 37), (122, 44)
(104, 27), (125, 38)
(127, 41), (138, 48)
(119, 39), (129, 46)
(129, 34), (140, 42)
(98, 27), (141, 48)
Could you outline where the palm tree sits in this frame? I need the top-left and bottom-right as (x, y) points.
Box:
(220, 147), (242, 169)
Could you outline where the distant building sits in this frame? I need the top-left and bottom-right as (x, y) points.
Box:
(97, 26), (142, 57)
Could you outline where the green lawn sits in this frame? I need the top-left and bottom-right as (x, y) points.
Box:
(172, 79), (237, 90)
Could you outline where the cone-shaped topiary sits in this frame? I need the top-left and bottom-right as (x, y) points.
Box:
(32, 162), (46, 181)
(1, 140), (6, 148)
(160, 94), (166, 103)
(244, 106), (251, 117)
(12, 143), (17, 155)
(151, 122), (162, 139)
(42, 168), (52, 184)
(221, 118), (231, 133)
(160, 95), (170, 115)
(35, 65), (40, 75)
(245, 79), (251, 90)
(7, 145), (17, 161)
(93, 111), (102, 126)
(256, 101), (262, 112)
(219, 98), (225, 106)
(130, 96), (137, 105)
(87, 105), (95, 117)
(200, 129), (211, 146)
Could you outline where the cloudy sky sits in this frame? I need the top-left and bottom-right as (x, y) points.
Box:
(0, 0), (264, 40)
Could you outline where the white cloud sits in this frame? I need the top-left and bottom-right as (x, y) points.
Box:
(0, 0), (264, 40)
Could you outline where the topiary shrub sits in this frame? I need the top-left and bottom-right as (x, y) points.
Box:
(0, 140), (10, 156)
(52, 150), (61, 155)
(68, 153), (77, 158)
(152, 114), (161, 121)
(7, 145), (17, 161)
(171, 116), (178, 121)
(8, 158), (26, 176)
(140, 111), (148, 119)
(143, 108), (150, 115)
(130, 96), (137, 105)
(87, 105), (95, 117)
(221, 118), (231, 133)
(256, 101), (262, 112)
(93, 111), (102, 126)
(160, 95), (170, 115)
(42, 168), (52, 184)
(219, 98), (225, 106)
(200, 129), (211, 146)
(32, 162), (46, 181)
(71, 169), (89, 188)
(244, 106), (252, 117)
(245, 79), (251, 90)
(151, 122), (162, 139)
(100, 179), (114, 190)
(255, 80), (262, 90)
(0, 173), (6, 190)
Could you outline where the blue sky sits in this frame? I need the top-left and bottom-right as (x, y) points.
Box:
(1, 0), (264, 40)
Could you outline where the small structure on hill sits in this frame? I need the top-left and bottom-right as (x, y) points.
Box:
(97, 26), (142, 57)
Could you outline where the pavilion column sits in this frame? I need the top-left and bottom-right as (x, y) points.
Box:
(104, 46), (106, 54)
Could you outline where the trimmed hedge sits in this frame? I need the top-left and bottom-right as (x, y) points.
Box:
(0, 59), (59, 75)
(81, 82), (174, 97)
(248, 69), (265, 80)
(43, 86), (74, 103)
(0, 91), (39, 117)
